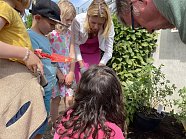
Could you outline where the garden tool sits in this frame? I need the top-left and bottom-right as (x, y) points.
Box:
(34, 49), (76, 63)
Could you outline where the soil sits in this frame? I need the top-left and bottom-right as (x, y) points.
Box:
(127, 115), (186, 139)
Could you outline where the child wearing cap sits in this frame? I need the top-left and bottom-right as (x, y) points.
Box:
(27, 0), (62, 138)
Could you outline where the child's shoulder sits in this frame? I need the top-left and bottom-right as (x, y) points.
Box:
(0, 1), (16, 17)
(0, 1), (16, 15)
(0, 1), (11, 8)
(105, 122), (121, 131)
(105, 122), (125, 139)
(49, 30), (61, 38)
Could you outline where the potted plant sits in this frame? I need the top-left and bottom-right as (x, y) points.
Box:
(174, 87), (186, 133)
(124, 64), (176, 131)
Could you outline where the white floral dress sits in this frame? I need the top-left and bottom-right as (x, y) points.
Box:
(49, 30), (75, 98)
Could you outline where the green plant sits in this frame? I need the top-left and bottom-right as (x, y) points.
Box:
(124, 64), (176, 124)
(108, 15), (157, 85)
(25, 14), (32, 29)
(174, 87), (186, 121)
(108, 15), (159, 124)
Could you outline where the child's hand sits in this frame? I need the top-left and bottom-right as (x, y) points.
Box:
(57, 69), (65, 84)
(25, 50), (44, 75)
(65, 71), (74, 86)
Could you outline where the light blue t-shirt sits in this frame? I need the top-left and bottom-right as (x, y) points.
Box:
(28, 29), (57, 92)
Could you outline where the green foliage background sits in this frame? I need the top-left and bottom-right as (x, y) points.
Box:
(108, 15), (158, 124)
(25, 14), (32, 29)
(108, 15), (158, 85)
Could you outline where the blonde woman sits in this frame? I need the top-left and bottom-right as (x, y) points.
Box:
(48, 0), (76, 134)
(72, 0), (115, 82)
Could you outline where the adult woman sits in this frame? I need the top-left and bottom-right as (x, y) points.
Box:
(72, 0), (115, 82)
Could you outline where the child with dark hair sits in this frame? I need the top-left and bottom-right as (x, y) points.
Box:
(54, 65), (126, 139)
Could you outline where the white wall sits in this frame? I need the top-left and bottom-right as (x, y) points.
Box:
(153, 29), (186, 111)
(153, 29), (186, 89)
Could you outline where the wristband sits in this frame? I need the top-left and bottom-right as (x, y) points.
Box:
(23, 48), (30, 61)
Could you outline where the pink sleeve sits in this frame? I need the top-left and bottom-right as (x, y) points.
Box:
(107, 122), (125, 139)
(113, 127), (125, 139)
(53, 132), (60, 139)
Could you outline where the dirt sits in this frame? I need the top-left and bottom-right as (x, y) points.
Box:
(128, 115), (186, 139)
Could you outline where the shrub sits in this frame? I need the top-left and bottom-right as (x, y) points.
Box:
(174, 87), (186, 121)
(108, 15), (158, 85)
(124, 65), (176, 123)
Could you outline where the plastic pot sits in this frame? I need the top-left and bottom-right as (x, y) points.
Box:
(134, 111), (165, 131)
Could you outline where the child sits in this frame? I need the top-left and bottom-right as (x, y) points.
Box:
(48, 0), (76, 132)
(0, 0), (46, 139)
(54, 65), (126, 139)
(0, 0), (43, 73)
(28, 0), (61, 138)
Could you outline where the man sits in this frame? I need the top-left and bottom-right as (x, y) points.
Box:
(115, 0), (186, 44)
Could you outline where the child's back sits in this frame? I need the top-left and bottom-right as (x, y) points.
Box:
(54, 65), (126, 139)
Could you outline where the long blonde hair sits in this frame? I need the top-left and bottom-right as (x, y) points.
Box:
(56, 0), (76, 32)
(84, 0), (112, 38)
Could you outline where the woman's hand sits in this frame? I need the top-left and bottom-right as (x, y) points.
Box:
(65, 71), (74, 86)
(24, 50), (44, 75)
(98, 63), (105, 66)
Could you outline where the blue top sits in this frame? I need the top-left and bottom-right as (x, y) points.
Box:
(28, 29), (57, 92)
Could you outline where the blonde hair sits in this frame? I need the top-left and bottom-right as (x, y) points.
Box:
(84, 0), (112, 38)
(56, 0), (76, 31)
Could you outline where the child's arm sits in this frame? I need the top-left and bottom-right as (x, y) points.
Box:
(0, 17), (44, 74)
(65, 31), (75, 85)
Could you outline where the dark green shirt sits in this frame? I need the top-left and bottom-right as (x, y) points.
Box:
(153, 0), (186, 44)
